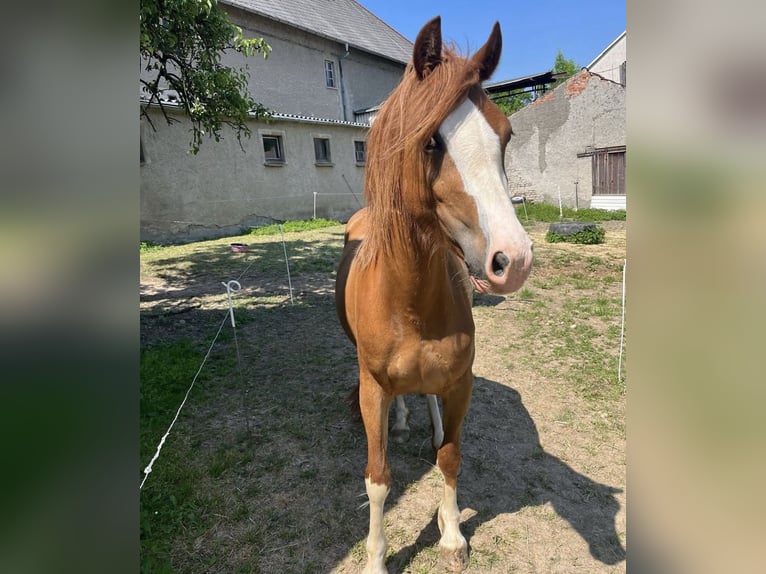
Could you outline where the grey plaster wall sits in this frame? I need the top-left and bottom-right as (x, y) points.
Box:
(505, 71), (625, 208)
(141, 109), (367, 243)
(223, 6), (405, 120)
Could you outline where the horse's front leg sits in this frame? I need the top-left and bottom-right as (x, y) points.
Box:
(436, 374), (472, 571)
(359, 370), (393, 574)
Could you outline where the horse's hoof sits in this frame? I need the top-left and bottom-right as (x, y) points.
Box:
(391, 428), (410, 444)
(362, 563), (388, 574)
(440, 545), (469, 572)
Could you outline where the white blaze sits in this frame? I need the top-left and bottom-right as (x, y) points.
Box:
(439, 98), (525, 251)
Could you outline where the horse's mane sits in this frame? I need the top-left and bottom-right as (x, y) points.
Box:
(356, 46), (483, 267)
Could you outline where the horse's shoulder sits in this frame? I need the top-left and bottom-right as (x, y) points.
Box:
(345, 208), (369, 243)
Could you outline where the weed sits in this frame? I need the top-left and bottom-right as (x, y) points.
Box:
(532, 276), (564, 290)
(515, 201), (625, 223)
(574, 207), (626, 221)
(554, 408), (577, 426)
(567, 271), (597, 289)
(519, 287), (535, 299)
(594, 296), (616, 318)
(249, 218), (340, 236)
(547, 226), (606, 245)
(140, 241), (165, 253)
(471, 547), (501, 567)
(350, 539), (366, 564)
(549, 252), (582, 268)
(586, 256), (605, 270)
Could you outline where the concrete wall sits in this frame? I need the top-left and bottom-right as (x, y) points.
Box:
(222, 6), (405, 120)
(505, 71), (625, 209)
(141, 108), (367, 243)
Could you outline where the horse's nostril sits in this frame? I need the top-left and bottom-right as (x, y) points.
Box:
(492, 252), (510, 276)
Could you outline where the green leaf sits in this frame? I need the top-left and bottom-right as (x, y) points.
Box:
(140, 0), (272, 153)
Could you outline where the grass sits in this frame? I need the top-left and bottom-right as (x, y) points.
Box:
(507, 237), (626, 404)
(515, 201), (625, 224)
(140, 225), (364, 571)
(140, 340), (221, 573)
(249, 217), (340, 236)
(140, 219), (626, 572)
(140, 241), (165, 253)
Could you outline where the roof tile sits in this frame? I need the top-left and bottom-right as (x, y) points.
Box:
(222, 0), (413, 63)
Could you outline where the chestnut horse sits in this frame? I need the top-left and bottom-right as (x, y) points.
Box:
(335, 17), (533, 573)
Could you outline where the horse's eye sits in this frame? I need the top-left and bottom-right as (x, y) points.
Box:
(425, 135), (441, 153)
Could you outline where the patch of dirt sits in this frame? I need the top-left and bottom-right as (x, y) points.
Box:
(141, 222), (626, 573)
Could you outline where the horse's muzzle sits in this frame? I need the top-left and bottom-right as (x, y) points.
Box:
(482, 244), (533, 294)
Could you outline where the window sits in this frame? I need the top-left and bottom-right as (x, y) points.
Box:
(314, 137), (332, 164)
(262, 135), (284, 164)
(354, 140), (366, 164)
(619, 61), (627, 86)
(325, 60), (336, 88)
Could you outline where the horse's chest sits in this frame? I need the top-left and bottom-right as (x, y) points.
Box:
(387, 331), (474, 394)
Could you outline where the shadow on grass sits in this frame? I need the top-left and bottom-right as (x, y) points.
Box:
(140, 234), (624, 573)
(140, 233), (345, 306)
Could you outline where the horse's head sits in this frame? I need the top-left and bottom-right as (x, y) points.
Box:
(413, 17), (533, 295)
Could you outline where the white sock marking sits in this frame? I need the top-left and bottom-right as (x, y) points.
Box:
(364, 477), (390, 574)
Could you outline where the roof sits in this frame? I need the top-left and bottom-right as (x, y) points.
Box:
(483, 71), (566, 94)
(271, 112), (369, 127)
(221, 0), (413, 64)
(140, 94), (371, 127)
(587, 30), (626, 70)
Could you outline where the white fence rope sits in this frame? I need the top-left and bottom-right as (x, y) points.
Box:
(140, 311), (229, 490)
(140, 232), (300, 489)
(618, 258), (627, 384)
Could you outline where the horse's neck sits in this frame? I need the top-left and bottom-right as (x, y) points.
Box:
(365, 189), (470, 312)
(382, 240), (469, 316)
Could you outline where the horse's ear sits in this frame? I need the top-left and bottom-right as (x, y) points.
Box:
(472, 21), (502, 81)
(413, 16), (442, 80)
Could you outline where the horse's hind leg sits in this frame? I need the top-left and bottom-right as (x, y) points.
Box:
(390, 395), (444, 451)
(391, 395), (444, 449)
(391, 395), (410, 443)
(436, 376), (472, 571)
(426, 394), (444, 451)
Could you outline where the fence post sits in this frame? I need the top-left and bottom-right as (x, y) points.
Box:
(313, 192), (317, 219)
